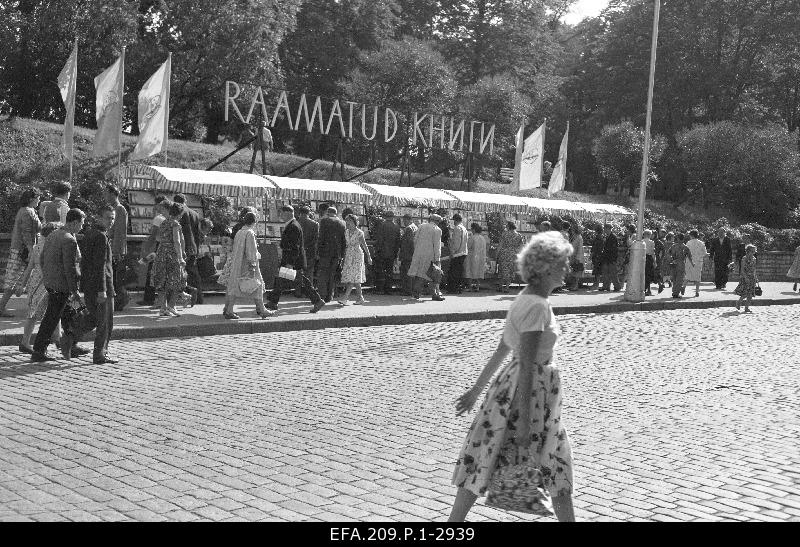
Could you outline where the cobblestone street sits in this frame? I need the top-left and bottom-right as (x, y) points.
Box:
(0, 306), (798, 522)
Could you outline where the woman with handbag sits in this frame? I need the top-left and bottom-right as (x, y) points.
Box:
(734, 244), (759, 313)
(338, 214), (373, 305)
(497, 222), (526, 293)
(464, 224), (488, 292)
(218, 211), (273, 319)
(450, 231), (575, 522)
(152, 201), (187, 317)
(1, 188), (42, 317)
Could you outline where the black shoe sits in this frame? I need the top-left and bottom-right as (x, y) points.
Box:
(18, 344), (33, 355)
(432, 295), (446, 301)
(680, 287), (686, 295)
(645, 290), (652, 296)
(71, 346), (90, 358)
(658, 284), (664, 294)
(265, 303), (278, 311)
(93, 356), (119, 365)
(60, 333), (73, 360)
(136, 300), (155, 306)
(310, 300), (325, 313)
(324, 298), (332, 303)
(30, 351), (56, 363)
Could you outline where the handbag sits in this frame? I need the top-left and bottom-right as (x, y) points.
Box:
(485, 444), (554, 516)
(197, 255), (217, 279)
(426, 262), (443, 283)
(238, 276), (263, 294)
(278, 266), (297, 281)
(570, 260), (585, 273)
(754, 284), (762, 297)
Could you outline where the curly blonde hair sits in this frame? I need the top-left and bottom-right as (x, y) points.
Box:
(516, 231), (574, 284)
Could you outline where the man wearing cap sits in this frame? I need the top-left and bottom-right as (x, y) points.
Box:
(407, 214), (444, 301)
(374, 211), (402, 295)
(399, 214), (418, 296)
(447, 213), (468, 294)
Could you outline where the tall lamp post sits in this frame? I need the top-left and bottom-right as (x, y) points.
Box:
(624, 0), (661, 303)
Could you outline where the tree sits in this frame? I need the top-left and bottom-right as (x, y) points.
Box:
(592, 121), (666, 196)
(679, 122), (800, 226)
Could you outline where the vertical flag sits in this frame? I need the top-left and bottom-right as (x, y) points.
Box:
(511, 122), (525, 191)
(92, 49), (125, 158)
(130, 54), (171, 161)
(518, 121), (546, 190)
(548, 121), (569, 196)
(57, 39), (78, 176)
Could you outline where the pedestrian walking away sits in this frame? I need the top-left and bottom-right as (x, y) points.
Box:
(734, 244), (759, 312)
(106, 184), (130, 312)
(137, 196), (167, 306)
(643, 229), (656, 296)
(399, 214), (418, 296)
(407, 214), (445, 301)
(1, 188), (42, 317)
(316, 207), (347, 303)
(338, 214), (373, 305)
(708, 227), (734, 290)
(72, 205), (118, 364)
(599, 223), (621, 292)
(30, 208), (88, 362)
(684, 229), (708, 297)
(267, 206), (324, 313)
(447, 214), (469, 294)
(668, 233), (693, 298)
(295, 206), (319, 298)
(373, 211), (402, 294)
(219, 211), (273, 320)
(464, 223), (487, 292)
(497, 222), (526, 293)
(449, 231), (575, 522)
(173, 193), (204, 305)
(589, 225), (603, 290)
(788, 242), (800, 292)
(41, 181), (71, 224)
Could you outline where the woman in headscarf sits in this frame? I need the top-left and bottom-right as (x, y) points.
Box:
(219, 211), (273, 320)
(497, 221), (526, 293)
(464, 223), (488, 292)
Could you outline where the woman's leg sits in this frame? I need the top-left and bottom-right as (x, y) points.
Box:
(355, 283), (364, 302)
(744, 295), (752, 311)
(223, 293), (235, 315)
(552, 493), (576, 522)
(22, 318), (35, 347)
(341, 283), (353, 303)
(447, 488), (478, 522)
(167, 290), (178, 310)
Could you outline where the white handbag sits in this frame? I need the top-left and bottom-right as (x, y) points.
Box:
(278, 266), (297, 281)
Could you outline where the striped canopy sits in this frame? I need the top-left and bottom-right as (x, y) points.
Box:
(123, 165), (276, 197)
(359, 183), (458, 208)
(264, 176), (372, 203)
(445, 190), (530, 213)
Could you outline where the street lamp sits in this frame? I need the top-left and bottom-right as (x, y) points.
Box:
(624, 0), (661, 303)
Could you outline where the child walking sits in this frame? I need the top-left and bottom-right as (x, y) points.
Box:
(734, 244), (759, 312)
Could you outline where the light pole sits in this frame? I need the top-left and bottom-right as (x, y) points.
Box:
(624, 0), (661, 303)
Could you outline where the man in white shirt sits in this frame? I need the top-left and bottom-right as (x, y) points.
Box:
(447, 213), (469, 294)
(41, 181), (71, 224)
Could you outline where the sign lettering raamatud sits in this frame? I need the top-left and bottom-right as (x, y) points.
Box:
(224, 81), (495, 156)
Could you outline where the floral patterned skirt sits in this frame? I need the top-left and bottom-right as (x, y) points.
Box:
(3, 248), (27, 291)
(27, 268), (48, 321)
(734, 276), (757, 298)
(153, 247), (185, 293)
(452, 357), (573, 499)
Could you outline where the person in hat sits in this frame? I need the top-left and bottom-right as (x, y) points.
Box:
(407, 214), (444, 301)
(374, 211), (402, 294)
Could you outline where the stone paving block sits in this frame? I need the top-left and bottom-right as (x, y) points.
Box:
(277, 499), (327, 517)
(194, 505), (237, 521)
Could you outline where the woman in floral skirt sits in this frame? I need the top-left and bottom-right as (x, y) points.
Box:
(338, 214), (372, 305)
(735, 244), (759, 313)
(449, 231), (575, 522)
(497, 222), (526, 293)
(152, 201), (186, 317)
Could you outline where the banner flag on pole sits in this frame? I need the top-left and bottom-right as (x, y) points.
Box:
(548, 121), (569, 196)
(510, 122), (525, 192)
(130, 54), (171, 161)
(57, 39), (78, 164)
(92, 52), (124, 158)
(518, 121), (546, 190)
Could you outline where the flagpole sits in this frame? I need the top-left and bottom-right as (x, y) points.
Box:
(540, 118), (546, 189)
(117, 46), (126, 185)
(625, 0), (661, 303)
(69, 37), (78, 184)
(163, 53), (171, 167)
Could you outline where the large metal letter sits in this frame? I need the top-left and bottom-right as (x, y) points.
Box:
(295, 94), (326, 134)
(325, 99), (347, 137)
(412, 112), (429, 147)
(430, 115), (447, 150)
(245, 86), (269, 124)
(362, 105), (378, 140)
(271, 90), (294, 130)
(225, 81), (244, 123)
(346, 101), (359, 139)
(449, 118), (464, 151)
(469, 120), (481, 152)
(479, 124), (495, 156)
(385, 108), (398, 142)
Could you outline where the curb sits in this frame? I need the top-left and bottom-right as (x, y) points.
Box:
(2, 297), (798, 346)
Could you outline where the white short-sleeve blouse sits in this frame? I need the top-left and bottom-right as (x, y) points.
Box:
(502, 294), (560, 365)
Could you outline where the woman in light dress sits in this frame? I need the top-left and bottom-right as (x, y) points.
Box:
(152, 201), (187, 317)
(566, 223), (584, 290)
(338, 214), (373, 305)
(684, 229), (708, 297)
(787, 243), (800, 292)
(218, 211), (273, 320)
(449, 231), (576, 522)
(16, 222), (61, 354)
(464, 223), (487, 292)
(1, 188), (42, 317)
(734, 244), (759, 312)
(668, 233), (694, 298)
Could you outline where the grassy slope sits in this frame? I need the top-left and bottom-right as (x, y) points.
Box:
(0, 116), (727, 222)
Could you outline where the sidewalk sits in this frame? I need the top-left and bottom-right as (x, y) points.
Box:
(2, 282), (798, 345)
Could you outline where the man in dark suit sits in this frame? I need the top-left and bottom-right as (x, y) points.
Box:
(399, 214), (418, 296)
(294, 206), (319, 297)
(267, 205), (324, 313)
(316, 206), (347, 303)
(31, 208), (88, 362)
(73, 205), (117, 364)
(173, 194), (203, 304)
(374, 212), (402, 294)
(599, 223), (621, 292)
(708, 227), (734, 289)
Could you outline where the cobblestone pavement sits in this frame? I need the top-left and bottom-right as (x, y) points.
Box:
(0, 305), (798, 522)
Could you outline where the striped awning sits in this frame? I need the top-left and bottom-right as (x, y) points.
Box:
(359, 183), (459, 208)
(444, 190), (530, 213)
(122, 165), (276, 198)
(264, 176), (372, 203)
